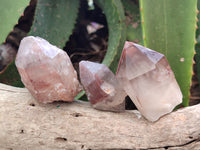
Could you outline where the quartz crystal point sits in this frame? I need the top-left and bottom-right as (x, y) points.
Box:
(116, 41), (183, 122)
(79, 61), (126, 112)
(15, 36), (80, 103)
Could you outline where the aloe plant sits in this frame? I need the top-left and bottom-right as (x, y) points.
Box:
(0, 60), (23, 87)
(0, 0), (80, 87)
(139, 0), (197, 106)
(0, 0), (30, 44)
(0, 0), (30, 87)
(31, 0), (126, 73)
(0, 0), (127, 88)
(95, 0), (126, 73)
(29, 0), (80, 48)
(76, 0), (127, 99)
(0, 0), (199, 107)
(195, 0), (200, 85)
(121, 0), (143, 45)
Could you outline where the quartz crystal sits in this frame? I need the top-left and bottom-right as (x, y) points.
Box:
(79, 61), (126, 112)
(116, 41), (183, 121)
(15, 36), (80, 103)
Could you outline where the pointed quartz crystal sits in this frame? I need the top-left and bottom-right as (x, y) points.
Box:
(116, 41), (183, 121)
(15, 36), (80, 103)
(79, 61), (126, 112)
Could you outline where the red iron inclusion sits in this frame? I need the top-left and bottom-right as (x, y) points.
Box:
(79, 61), (126, 112)
(116, 41), (182, 121)
(15, 36), (80, 103)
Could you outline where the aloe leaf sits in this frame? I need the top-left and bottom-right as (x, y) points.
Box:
(0, 0), (29, 86)
(195, 0), (200, 85)
(95, 0), (126, 73)
(121, 0), (143, 45)
(75, 0), (126, 100)
(196, 0), (200, 38)
(0, 0), (30, 44)
(29, 0), (80, 48)
(140, 0), (197, 106)
(0, 0), (80, 86)
(0, 60), (24, 87)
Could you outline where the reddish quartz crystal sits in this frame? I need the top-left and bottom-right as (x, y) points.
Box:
(79, 61), (126, 112)
(15, 36), (80, 103)
(116, 41), (182, 121)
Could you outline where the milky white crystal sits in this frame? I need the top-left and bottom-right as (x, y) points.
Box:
(79, 61), (126, 112)
(15, 36), (80, 103)
(116, 41), (182, 121)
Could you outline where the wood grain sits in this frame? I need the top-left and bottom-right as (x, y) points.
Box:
(0, 83), (200, 150)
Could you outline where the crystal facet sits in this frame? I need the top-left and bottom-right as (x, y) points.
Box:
(116, 41), (182, 121)
(79, 61), (126, 112)
(15, 36), (80, 103)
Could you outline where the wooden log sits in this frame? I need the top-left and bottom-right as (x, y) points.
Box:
(0, 83), (200, 150)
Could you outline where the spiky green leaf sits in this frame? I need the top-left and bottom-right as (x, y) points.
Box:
(0, 0), (80, 87)
(195, 0), (200, 86)
(0, 0), (30, 44)
(140, 0), (197, 106)
(29, 0), (80, 48)
(95, 0), (126, 73)
(75, 0), (126, 100)
(121, 0), (143, 45)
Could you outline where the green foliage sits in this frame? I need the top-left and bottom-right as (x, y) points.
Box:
(121, 0), (143, 45)
(0, 0), (80, 87)
(195, 0), (200, 85)
(0, 0), (29, 87)
(0, 0), (30, 44)
(0, 0), (199, 107)
(29, 0), (80, 48)
(196, 0), (200, 38)
(0, 0), (127, 100)
(0, 60), (24, 87)
(95, 0), (126, 73)
(140, 0), (197, 106)
(75, 0), (127, 100)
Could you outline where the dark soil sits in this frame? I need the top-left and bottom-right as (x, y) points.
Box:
(64, 0), (108, 72)
(190, 64), (200, 106)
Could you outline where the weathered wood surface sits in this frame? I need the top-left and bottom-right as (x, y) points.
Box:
(0, 83), (200, 150)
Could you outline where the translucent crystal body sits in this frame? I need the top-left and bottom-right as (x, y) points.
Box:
(116, 41), (182, 121)
(79, 61), (126, 112)
(15, 36), (80, 103)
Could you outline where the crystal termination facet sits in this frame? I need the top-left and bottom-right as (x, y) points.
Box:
(15, 36), (80, 103)
(79, 61), (126, 112)
(116, 41), (183, 121)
